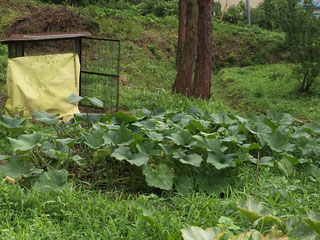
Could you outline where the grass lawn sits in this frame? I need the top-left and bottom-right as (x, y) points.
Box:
(213, 64), (320, 122)
(1, 166), (319, 239)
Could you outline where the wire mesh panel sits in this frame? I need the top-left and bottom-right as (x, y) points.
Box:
(81, 37), (120, 111)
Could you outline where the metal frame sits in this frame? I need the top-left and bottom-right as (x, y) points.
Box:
(0, 32), (120, 112)
(80, 36), (120, 111)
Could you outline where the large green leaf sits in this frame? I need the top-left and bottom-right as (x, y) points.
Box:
(111, 146), (131, 161)
(127, 153), (149, 167)
(303, 123), (320, 134)
(181, 226), (221, 240)
(184, 119), (211, 132)
(179, 153), (203, 167)
(159, 143), (178, 154)
(304, 211), (320, 235)
(143, 164), (174, 190)
(87, 97), (103, 108)
(0, 115), (26, 129)
(74, 113), (105, 125)
(278, 158), (294, 177)
(237, 197), (281, 226)
(266, 129), (294, 153)
(67, 94), (83, 104)
(167, 130), (195, 147)
(137, 141), (161, 156)
(108, 125), (134, 146)
(32, 111), (59, 125)
(245, 121), (272, 144)
(67, 94), (103, 107)
(9, 132), (43, 152)
(207, 151), (236, 170)
(211, 113), (237, 126)
(197, 137), (224, 152)
(40, 140), (70, 160)
(112, 112), (137, 125)
(32, 169), (72, 192)
(175, 175), (194, 196)
(83, 130), (105, 149)
(133, 119), (156, 130)
(0, 157), (43, 180)
(145, 131), (164, 141)
(111, 147), (149, 166)
(266, 111), (294, 125)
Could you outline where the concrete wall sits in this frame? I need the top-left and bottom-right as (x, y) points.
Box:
(217, 0), (263, 9)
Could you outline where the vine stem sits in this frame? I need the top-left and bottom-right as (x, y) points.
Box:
(254, 151), (260, 198)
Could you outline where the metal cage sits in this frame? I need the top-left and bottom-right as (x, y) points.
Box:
(0, 32), (120, 111)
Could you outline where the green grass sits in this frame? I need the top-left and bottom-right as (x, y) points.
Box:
(0, 165), (319, 239)
(213, 64), (320, 122)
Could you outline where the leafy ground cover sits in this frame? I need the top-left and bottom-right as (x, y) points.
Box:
(1, 102), (320, 238)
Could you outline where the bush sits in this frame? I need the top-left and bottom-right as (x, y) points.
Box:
(137, 0), (178, 17)
(276, 0), (320, 93)
(213, 1), (222, 20)
(223, 2), (246, 24)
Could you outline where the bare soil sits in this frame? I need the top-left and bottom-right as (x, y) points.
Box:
(0, 92), (6, 108)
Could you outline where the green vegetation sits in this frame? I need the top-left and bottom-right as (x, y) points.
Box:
(1, 106), (320, 239)
(0, 0), (320, 239)
(276, 0), (320, 93)
(214, 64), (320, 122)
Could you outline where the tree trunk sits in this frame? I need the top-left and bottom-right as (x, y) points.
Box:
(191, 0), (213, 100)
(172, 0), (198, 96)
(176, 0), (187, 67)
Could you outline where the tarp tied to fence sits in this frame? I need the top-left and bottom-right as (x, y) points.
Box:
(5, 53), (80, 117)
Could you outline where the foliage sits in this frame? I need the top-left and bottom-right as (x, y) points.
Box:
(137, 0), (178, 17)
(223, 2), (246, 24)
(1, 105), (320, 197)
(211, 22), (285, 71)
(0, 45), (7, 84)
(214, 64), (320, 122)
(275, 0), (320, 93)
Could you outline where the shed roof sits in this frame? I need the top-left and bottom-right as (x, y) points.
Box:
(0, 32), (92, 44)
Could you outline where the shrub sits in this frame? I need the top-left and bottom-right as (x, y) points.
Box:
(137, 0), (178, 17)
(276, 0), (320, 93)
(223, 2), (246, 24)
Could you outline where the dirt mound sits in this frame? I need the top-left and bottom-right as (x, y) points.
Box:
(6, 6), (98, 35)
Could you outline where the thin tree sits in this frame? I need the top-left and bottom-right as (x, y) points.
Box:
(173, 0), (214, 99)
(191, 0), (213, 99)
(176, 0), (187, 67)
(172, 0), (198, 96)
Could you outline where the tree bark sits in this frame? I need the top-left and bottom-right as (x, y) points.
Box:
(176, 0), (187, 67)
(191, 0), (213, 99)
(172, 0), (198, 96)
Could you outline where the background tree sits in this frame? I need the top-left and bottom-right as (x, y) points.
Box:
(173, 0), (214, 99)
(276, 0), (320, 93)
(191, 0), (213, 99)
(175, 0), (186, 67)
(172, 0), (198, 96)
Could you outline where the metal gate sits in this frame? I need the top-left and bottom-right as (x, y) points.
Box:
(80, 37), (120, 111)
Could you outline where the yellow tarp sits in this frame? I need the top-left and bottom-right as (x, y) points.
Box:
(5, 53), (80, 117)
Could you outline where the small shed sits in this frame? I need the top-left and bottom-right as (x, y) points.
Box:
(0, 32), (120, 115)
